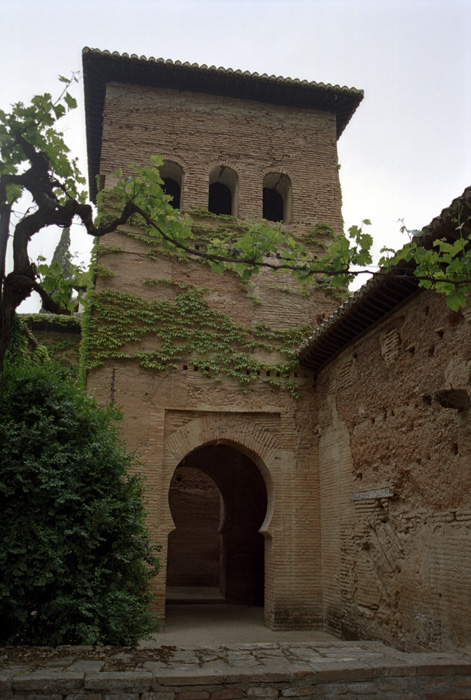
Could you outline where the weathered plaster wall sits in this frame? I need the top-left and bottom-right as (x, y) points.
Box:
(314, 290), (471, 653)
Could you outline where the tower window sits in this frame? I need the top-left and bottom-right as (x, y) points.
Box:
(208, 166), (238, 216)
(263, 188), (284, 222)
(160, 161), (183, 209)
(163, 178), (181, 209)
(209, 182), (232, 215)
(263, 173), (292, 223)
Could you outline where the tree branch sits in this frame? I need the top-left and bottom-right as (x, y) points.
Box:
(77, 201), (136, 237)
(0, 204), (11, 302)
(129, 202), (345, 275)
(10, 273), (70, 315)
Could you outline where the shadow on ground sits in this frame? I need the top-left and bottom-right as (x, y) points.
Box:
(142, 603), (337, 647)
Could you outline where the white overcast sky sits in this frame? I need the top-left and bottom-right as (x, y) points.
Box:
(1, 0), (470, 309)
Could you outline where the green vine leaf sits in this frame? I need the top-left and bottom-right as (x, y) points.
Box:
(85, 283), (310, 396)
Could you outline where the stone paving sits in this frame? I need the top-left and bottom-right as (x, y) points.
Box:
(1, 641), (471, 699)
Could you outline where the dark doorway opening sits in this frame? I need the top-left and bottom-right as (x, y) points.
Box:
(167, 467), (221, 591)
(167, 444), (267, 607)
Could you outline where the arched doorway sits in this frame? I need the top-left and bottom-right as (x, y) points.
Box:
(166, 443), (268, 607)
(167, 466), (221, 594)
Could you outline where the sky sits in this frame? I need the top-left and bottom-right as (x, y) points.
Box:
(1, 0), (470, 309)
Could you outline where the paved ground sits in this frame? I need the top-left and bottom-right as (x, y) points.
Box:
(2, 603), (470, 699)
(142, 603), (337, 646)
(2, 635), (470, 699)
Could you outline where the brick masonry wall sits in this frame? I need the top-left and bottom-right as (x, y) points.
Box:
(88, 81), (345, 628)
(167, 466), (221, 588)
(88, 232), (333, 627)
(313, 290), (471, 653)
(87, 357), (324, 628)
(101, 83), (343, 234)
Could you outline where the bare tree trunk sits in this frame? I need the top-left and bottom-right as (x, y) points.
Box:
(0, 272), (31, 367)
(0, 203), (11, 303)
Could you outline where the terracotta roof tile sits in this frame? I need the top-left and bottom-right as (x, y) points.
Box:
(82, 47), (363, 200)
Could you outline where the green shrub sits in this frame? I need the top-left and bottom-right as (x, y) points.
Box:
(0, 360), (159, 646)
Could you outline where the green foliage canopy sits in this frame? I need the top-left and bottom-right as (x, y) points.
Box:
(98, 157), (375, 287)
(0, 76), (134, 366)
(0, 358), (159, 646)
(98, 160), (471, 312)
(379, 220), (471, 312)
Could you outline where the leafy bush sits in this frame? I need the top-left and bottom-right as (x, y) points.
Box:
(0, 360), (159, 646)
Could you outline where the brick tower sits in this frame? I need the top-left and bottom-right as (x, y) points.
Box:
(82, 47), (363, 628)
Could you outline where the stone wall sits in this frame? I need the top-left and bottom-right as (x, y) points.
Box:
(313, 289), (471, 653)
(3, 642), (471, 700)
(167, 466), (221, 589)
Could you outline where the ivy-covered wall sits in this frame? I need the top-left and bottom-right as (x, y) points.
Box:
(20, 314), (82, 372)
(83, 214), (340, 396)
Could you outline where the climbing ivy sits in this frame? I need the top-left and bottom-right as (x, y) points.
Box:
(75, 160), (351, 398)
(85, 280), (311, 396)
(94, 263), (115, 278)
(21, 314), (82, 374)
(86, 218), (320, 397)
(79, 161), (344, 396)
(303, 223), (336, 245)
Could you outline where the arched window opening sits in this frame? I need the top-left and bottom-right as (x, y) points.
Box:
(160, 161), (183, 209)
(209, 182), (232, 215)
(162, 178), (181, 208)
(208, 166), (238, 216)
(263, 173), (292, 223)
(263, 188), (283, 222)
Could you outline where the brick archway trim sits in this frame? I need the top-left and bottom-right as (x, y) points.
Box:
(161, 413), (279, 536)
